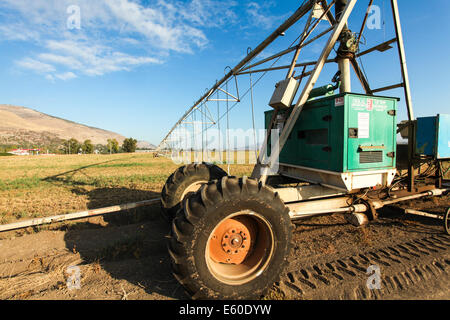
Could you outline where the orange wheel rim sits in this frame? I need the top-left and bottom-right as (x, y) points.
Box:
(205, 211), (275, 285)
(208, 216), (256, 265)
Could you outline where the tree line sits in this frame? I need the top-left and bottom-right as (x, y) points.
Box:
(61, 137), (138, 154)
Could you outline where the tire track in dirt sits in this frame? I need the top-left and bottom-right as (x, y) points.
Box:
(275, 234), (450, 300)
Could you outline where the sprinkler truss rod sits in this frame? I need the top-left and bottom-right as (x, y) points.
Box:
(0, 198), (161, 233)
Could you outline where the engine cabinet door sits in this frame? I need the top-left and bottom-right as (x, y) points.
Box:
(346, 96), (397, 171)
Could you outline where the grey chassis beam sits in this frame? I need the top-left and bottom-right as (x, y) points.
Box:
(252, 0), (357, 181)
(157, 0), (315, 150)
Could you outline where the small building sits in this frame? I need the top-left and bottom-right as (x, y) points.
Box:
(8, 148), (41, 156)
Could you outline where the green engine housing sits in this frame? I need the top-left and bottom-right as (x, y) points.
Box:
(265, 93), (398, 175)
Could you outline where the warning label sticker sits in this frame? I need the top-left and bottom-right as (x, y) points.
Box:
(335, 97), (344, 106)
(358, 112), (370, 139)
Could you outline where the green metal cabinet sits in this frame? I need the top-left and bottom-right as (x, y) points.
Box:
(265, 93), (398, 173)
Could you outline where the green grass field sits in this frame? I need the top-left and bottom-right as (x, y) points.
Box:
(0, 153), (253, 224)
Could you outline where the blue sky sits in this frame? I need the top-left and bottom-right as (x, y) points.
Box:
(0, 0), (449, 145)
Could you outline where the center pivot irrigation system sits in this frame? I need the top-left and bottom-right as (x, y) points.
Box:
(158, 0), (450, 299)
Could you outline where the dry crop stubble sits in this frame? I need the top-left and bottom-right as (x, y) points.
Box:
(0, 153), (253, 228)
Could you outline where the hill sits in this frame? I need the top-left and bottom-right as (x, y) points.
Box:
(0, 104), (127, 146)
(137, 141), (156, 150)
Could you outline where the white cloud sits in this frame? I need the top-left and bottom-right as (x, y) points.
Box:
(55, 72), (77, 81)
(16, 58), (56, 73)
(0, 0), (239, 81)
(0, 24), (40, 41)
(43, 40), (162, 76)
(0, 0), (237, 52)
(38, 53), (83, 69)
(246, 2), (286, 30)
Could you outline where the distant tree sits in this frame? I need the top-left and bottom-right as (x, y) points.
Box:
(122, 138), (138, 153)
(107, 139), (119, 154)
(82, 140), (94, 154)
(62, 138), (80, 154)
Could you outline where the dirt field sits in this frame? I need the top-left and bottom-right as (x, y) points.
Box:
(0, 153), (448, 300)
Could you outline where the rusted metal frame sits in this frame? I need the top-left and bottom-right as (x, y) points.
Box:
(371, 82), (404, 94)
(390, 0), (414, 121)
(157, 1), (316, 149)
(253, 0), (357, 181)
(356, 38), (397, 57)
(356, 0), (374, 46)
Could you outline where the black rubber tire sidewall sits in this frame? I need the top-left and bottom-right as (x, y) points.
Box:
(161, 163), (227, 222)
(445, 208), (450, 236)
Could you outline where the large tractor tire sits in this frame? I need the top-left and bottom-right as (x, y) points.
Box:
(168, 176), (292, 300)
(161, 163), (227, 223)
(444, 208), (450, 236)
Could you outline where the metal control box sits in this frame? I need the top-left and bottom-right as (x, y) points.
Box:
(269, 77), (300, 109)
(416, 114), (450, 159)
(266, 93), (399, 191)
